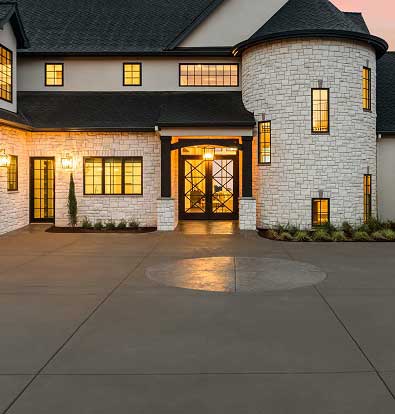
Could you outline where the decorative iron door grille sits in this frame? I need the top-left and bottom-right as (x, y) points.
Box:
(179, 153), (239, 220)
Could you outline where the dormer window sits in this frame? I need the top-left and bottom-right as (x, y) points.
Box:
(45, 63), (64, 86)
(0, 45), (12, 103)
(123, 63), (142, 86)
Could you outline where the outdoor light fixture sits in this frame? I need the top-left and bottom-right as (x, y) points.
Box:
(0, 149), (10, 167)
(61, 153), (73, 170)
(203, 147), (215, 160)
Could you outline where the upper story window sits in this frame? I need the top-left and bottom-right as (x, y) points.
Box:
(180, 64), (239, 87)
(258, 121), (271, 164)
(312, 88), (329, 134)
(7, 155), (17, 191)
(312, 198), (330, 226)
(123, 63), (142, 86)
(0, 45), (12, 103)
(362, 67), (371, 111)
(45, 63), (64, 86)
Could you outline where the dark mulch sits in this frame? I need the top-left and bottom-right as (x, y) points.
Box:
(46, 226), (156, 234)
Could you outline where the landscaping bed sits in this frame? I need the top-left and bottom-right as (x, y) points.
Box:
(258, 219), (395, 242)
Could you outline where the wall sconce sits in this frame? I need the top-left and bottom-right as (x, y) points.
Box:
(203, 147), (215, 160)
(61, 154), (74, 170)
(0, 149), (10, 167)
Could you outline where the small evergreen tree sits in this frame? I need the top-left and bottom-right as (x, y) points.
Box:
(68, 173), (78, 227)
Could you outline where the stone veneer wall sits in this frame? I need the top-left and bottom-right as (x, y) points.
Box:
(242, 38), (377, 228)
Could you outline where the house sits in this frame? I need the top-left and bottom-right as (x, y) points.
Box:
(0, 0), (394, 234)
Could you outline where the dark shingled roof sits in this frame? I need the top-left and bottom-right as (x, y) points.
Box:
(9, 92), (254, 131)
(234, 0), (387, 57)
(344, 12), (370, 34)
(377, 52), (395, 134)
(0, 1), (29, 48)
(16, 0), (222, 55)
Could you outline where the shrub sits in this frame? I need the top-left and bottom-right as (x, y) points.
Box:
(322, 221), (337, 235)
(381, 229), (395, 241)
(278, 232), (293, 241)
(105, 220), (116, 230)
(117, 219), (127, 229)
(294, 231), (312, 242)
(94, 220), (104, 230)
(284, 224), (299, 237)
(129, 219), (140, 229)
(332, 231), (347, 242)
(312, 229), (333, 242)
(67, 173), (78, 227)
(273, 224), (285, 234)
(356, 223), (370, 234)
(371, 231), (388, 241)
(353, 231), (371, 242)
(341, 222), (354, 238)
(365, 217), (383, 234)
(81, 216), (92, 229)
(266, 229), (279, 240)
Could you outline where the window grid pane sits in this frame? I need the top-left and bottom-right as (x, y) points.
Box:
(362, 67), (371, 110)
(45, 64), (63, 86)
(124, 63), (141, 86)
(364, 174), (372, 223)
(105, 159), (123, 195)
(7, 155), (17, 191)
(179, 64), (239, 87)
(0, 46), (12, 102)
(312, 89), (329, 133)
(312, 199), (329, 226)
(84, 158), (103, 194)
(124, 159), (142, 195)
(259, 121), (271, 164)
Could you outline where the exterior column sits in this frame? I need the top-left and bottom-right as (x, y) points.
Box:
(239, 136), (257, 230)
(157, 136), (177, 231)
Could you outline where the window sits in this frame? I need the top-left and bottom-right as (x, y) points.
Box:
(84, 157), (142, 195)
(258, 121), (271, 164)
(312, 88), (329, 133)
(362, 67), (371, 111)
(7, 155), (17, 191)
(0, 45), (12, 102)
(364, 174), (372, 223)
(45, 63), (64, 86)
(123, 63), (142, 86)
(312, 198), (330, 226)
(179, 64), (239, 87)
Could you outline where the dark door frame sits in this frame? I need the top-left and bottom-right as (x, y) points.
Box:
(30, 157), (56, 223)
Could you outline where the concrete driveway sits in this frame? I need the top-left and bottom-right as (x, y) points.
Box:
(0, 224), (395, 413)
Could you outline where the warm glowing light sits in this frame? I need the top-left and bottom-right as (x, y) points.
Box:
(61, 154), (73, 170)
(0, 149), (10, 167)
(203, 148), (215, 160)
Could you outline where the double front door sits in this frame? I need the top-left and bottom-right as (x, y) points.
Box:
(180, 151), (239, 220)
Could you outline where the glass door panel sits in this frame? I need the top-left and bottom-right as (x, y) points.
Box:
(184, 159), (206, 214)
(212, 159), (234, 214)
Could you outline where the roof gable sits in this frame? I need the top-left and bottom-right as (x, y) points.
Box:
(0, 1), (29, 48)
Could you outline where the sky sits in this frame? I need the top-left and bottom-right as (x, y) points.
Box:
(332, 0), (395, 50)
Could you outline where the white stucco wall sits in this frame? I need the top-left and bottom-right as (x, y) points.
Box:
(242, 38), (377, 228)
(17, 57), (241, 92)
(377, 136), (395, 221)
(0, 22), (17, 113)
(179, 0), (287, 47)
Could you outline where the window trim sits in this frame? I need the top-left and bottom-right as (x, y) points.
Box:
(45, 63), (64, 87)
(311, 88), (330, 134)
(7, 155), (18, 192)
(178, 63), (240, 87)
(83, 156), (143, 196)
(258, 120), (271, 165)
(312, 198), (330, 227)
(123, 62), (142, 87)
(363, 174), (372, 223)
(362, 66), (372, 112)
(0, 43), (13, 103)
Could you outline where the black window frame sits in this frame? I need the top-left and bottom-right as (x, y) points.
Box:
(123, 62), (142, 86)
(83, 156), (143, 196)
(0, 43), (13, 103)
(7, 155), (18, 191)
(363, 174), (372, 223)
(312, 198), (330, 227)
(45, 63), (64, 87)
(362, 67), (372, 111)
(179, 63), (240, 87)
(258, 120), (271, 165)
(311, 88), (330, 134)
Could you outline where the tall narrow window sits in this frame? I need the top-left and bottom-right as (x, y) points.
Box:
(0, 45), (12, 102)
(7, 155), (17, 191)
(45, 63), (64, 86)
(364, 174), (372, 223)
(362, 67), (371, 111)
(179, 64), (239, 87)
(312, 198), (330, 226)
(123, 63), (142, 86)
(84, 157), (142, 195)
(312, 88), (329, 133)
(258, 121), (271, 164)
